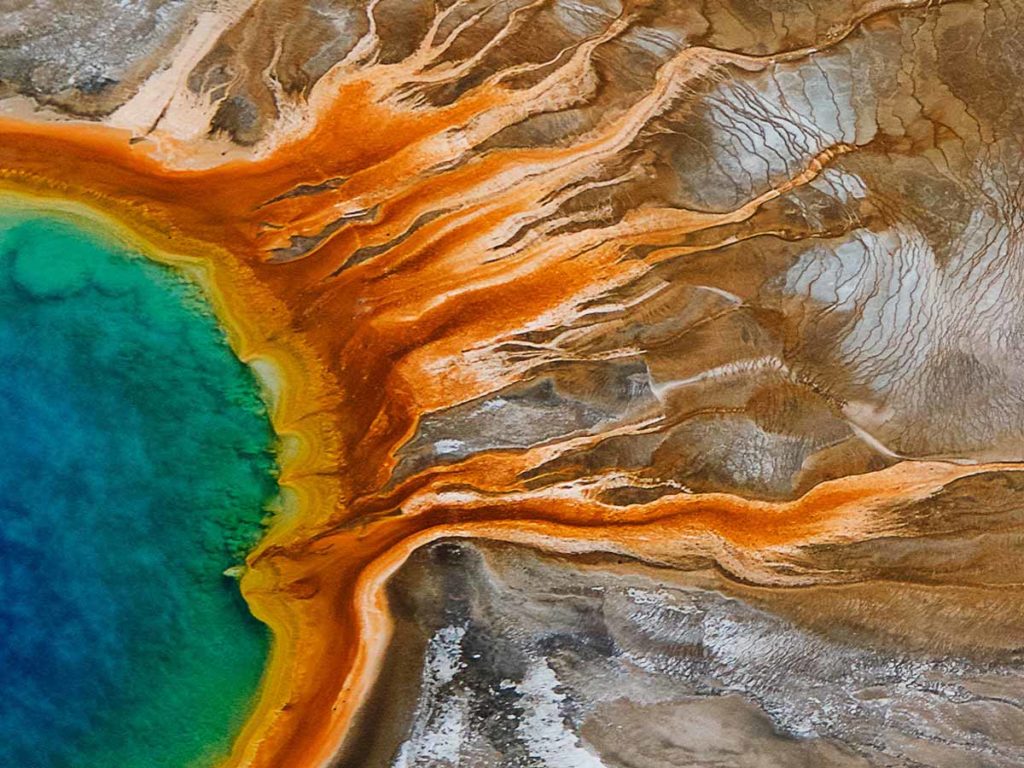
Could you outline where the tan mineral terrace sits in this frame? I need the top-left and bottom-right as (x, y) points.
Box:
(3, 0), (1024, 764)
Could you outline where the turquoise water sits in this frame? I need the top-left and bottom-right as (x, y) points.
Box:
(0, 210), (277, 767)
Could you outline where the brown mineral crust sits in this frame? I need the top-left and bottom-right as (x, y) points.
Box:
(2, 0), (1024, 765)
(0, 0), (199, 115)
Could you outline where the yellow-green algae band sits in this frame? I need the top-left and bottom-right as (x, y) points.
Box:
(0, 201), (278, 767)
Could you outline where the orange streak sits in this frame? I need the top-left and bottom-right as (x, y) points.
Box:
(0, 43), (1002, 763)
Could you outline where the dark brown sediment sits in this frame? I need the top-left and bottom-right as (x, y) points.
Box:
(3, 0), (1024, 764)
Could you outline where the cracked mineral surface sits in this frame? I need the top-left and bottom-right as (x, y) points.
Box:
(3, 0), (1024, 765)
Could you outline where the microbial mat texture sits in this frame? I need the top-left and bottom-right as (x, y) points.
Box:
(0, 211), (276, 768)
(5, 0), (1024, 766)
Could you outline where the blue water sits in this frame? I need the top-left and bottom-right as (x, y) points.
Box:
(0, 210), (277, 767)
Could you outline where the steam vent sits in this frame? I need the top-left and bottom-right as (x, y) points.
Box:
(3, 0), (1024, 766)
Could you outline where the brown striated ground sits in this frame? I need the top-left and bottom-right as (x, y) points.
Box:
(3, 0), (1024, 765)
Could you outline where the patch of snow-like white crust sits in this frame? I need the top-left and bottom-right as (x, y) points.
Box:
(512, 661), (608, 768)
(393, 626), (467, 767)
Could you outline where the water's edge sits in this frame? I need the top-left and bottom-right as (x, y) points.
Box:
(0, 200), (283, 767)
